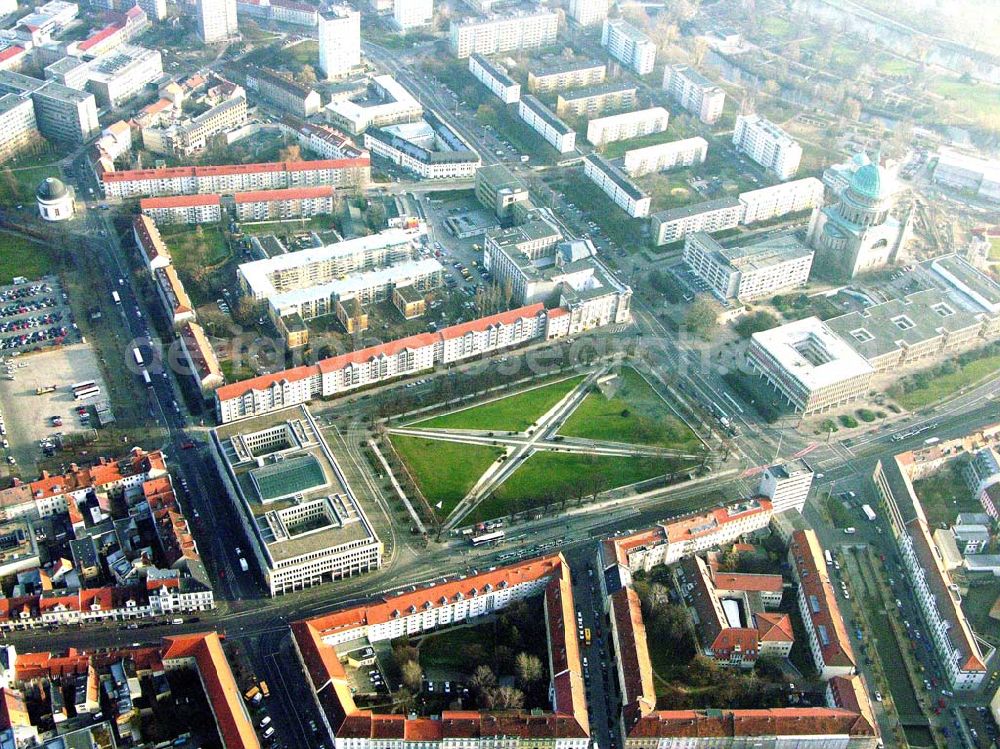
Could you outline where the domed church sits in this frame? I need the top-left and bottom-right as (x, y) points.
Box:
(807, 152), (911, 279)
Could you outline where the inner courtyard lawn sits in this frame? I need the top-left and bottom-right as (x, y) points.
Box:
(410, 375), (585, 432)
(558, 367), (703, 451)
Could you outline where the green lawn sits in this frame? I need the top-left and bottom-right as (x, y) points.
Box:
(545, 171), (646, 248)
(962, 581), (1000, 648)
(896, 353), (1000, 410)
(929, 77), (1000, 124)
(760, 15), (794, 39)
(412, 376), (585, 432)
(389, 435), (502, 517)
(558, 367), (702, 451)
(911, 465), (983, 528)
(0, 232), (56, 284)
(161, 225), (230, 266)
(419, 624), (495, 670)
(877, 56), (917, 76)
(470, 452), (680, 523)
(0, 151), (63, 204)
(990, 237), (1000, 261)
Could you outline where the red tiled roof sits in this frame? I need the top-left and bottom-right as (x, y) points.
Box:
(217, 305), (550, 403)
(104, 159), (369, 183)
(78, 23), (121, 51)
(630, 708), (877, 738)
(755, 612), (794, 642)
(233, 186), (334, 203)
(133, 215), (171, 265)
(161, 633), (261, 749)
(292, 554), (588, 741)
(789, 530), (855, 670)
(179, 322), (222, 382)
(141, 194), (221, 209)
(610, 588), (656, 729)
(0, 46), (26, 64)
(711, 572), (784, 594)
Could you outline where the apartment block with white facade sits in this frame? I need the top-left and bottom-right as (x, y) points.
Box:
(583, 153), (650, 217)
(622, 136), (707, 177)
(449, 10), (558, 58)
(196, 0), (237, 43)
(682, 231), (814, 302)
(233, 186), (337, 221)
(392, 0), (431, 30)
(518, 95), (576, 153)
(0, 92), (38, 161)
(650, 196), (744, 246)
(211, 405), (383, 596)
(738, 177), (824, 224)
(873, 453), (990, 691)
(662, 64), (726, 124)
(469, 53), (520, 104)
(103, 158), (370, 199)
(601, 18), (655, 75)
(586, 107), (668, 147)
(292, 554), (589, 748)
(318, 7), (361, 79)
(758, 459), (814, 514)
(364, 117), (481, 180)
(214, 304), (558, 423)
(567, 0), (607, 26)
(325, 75), (422, 135)
(139, 194), (222, 225)
(527, 58), (605, 93)
(733, 114), (802, 180)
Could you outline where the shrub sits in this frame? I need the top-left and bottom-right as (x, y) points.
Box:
(839, 414), (859, 428)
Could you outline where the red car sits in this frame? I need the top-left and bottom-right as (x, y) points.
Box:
(180, 440), (195, 450)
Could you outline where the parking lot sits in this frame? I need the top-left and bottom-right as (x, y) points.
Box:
(0, 276), (78, 353)
(0, 343), (107, 477)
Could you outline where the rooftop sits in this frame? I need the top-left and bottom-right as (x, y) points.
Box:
(652, 196), (742, 223)
(519, 95), (573, 135)
(750, 316), (874, 392)
(585, 153), (649, 202)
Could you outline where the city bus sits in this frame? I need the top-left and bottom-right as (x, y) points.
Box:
(861, 504), (877, 522)
(70, 380), (97, 393)
(470, 530), (505, 547)
(74, 387), (101, 401)
(132, 347), (144, 367)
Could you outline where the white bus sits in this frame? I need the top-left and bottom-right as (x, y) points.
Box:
(470, 530), (505, 547)
(824, 549), (833, 566)
(141, 369), (151, 386)
(111, 291), (121, 305)
(132, 347), (144, 367)
(70, 380), (97, 393)
(74, 387), (101, 401)
(861, 504), (877, 522)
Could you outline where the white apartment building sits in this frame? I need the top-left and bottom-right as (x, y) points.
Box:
(682, 231), (814, 302)
(567, 0), (607, 26)
(318, 7), (361, 79)
(103, 158), (370, 199)
(745, 317), (875, 415)
(933, 149), (1000, 203)
(0, 92), (38, 161)
(733, 114), (802, 180)
(587, 107), (669, 147)
(325, 75), (422, 135)
(518, 95), (576, 154)
(238, 0), (318, 26)
(278, 116), (367, 160)
(214, 304), (557, 423)
(392, 0), (431, 31)
(448, 10), (559, 58)
(601, 499), (774, 580)
(739, 177), (824, 225)
(601, 18), (655, 76)
(788, 530), (857, 680)
(622, 136), (707, 177)
(662, 64), (726, 125)
(196, 0), (237, 43)
(234, 186), (337, 221)
(141, 94), (248, 157)
(140, 194), (223, 225)
(873, 454), (989, 691)
(650, 196), (744, 246)
(469, 53), (520, 104)
(758, 460), (814, 514)
(363, 120), (481, 180)
(584, 153), (650, 217)
(527, 59), (605, 93)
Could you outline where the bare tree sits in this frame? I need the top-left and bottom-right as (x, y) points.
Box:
(515, 652), (543, 687)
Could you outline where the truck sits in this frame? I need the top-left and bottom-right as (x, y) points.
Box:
(239, 557), (249, 573)
(35, 385), (56, 395)
(861, 504), (877, 522)
(584, 628), (591, 646)
(243, 686), (260, 702)
(824, 549), (833, 566)
(259, 681), (269, 698)
(111, 291), (121, 305)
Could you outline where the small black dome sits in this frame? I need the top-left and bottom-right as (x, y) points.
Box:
(36, 177), (68, 201)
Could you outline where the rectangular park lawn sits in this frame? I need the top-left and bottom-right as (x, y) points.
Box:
(411, 375), (584, 433)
